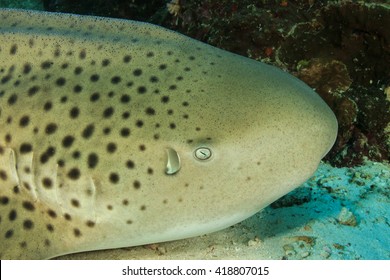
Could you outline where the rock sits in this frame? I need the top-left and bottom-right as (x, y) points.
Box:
(337, 207), (358, 226)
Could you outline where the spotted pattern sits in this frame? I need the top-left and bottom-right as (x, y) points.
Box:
(0, 8), (226, 260)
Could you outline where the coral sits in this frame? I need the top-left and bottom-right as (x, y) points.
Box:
(42, 0), (166, 21)
(276, 1), (390, 166)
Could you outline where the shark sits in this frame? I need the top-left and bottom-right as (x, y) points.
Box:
(0, 9), (337, 259)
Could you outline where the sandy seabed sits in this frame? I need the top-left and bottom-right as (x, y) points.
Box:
(57, 160), (390, 260)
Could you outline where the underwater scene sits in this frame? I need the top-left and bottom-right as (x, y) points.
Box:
(0, 0), (388, 260)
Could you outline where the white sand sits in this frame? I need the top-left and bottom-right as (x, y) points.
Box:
(58, 160), (390, 260)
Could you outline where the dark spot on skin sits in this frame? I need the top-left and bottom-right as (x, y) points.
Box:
(139, 144), (146, 151)
(169, 123), (176, 129)
(108, 91), (115, 98)
(5, 229), (13, 238)
(41, 61), (53, 69)
(60, 96), (68, 103)
(44, 101), (53, 111)
(86, 220), (95, 227)
(184, 67), (191, 71)
(102, 59), (110, 66)
(122, 199), (129, 206)
(28, 86), (39, 96)
(133, 180), (141, 189)
(71, 199), (80, 208)
(136, 120), (144, 128)
(103, 127), (111, 135)
(82, 124), (95, 139)
(20, 143), (32, 154)
(90, 92), (100, 102)
(23, 219), (34, 230)
(150, 76), (159, 83)
(159, 64), (167, 70)
(40, 153), (49, 164)
(90, 74), (99, 82)
(120, 94), (130, 103)
(74, 66), (83, 75)
(0, 170), (7, 181)
(73, 228), (82, 237)
(137, 86), (147, 94)
(5, 134), (12, 143)
(126, 220), (133, 224)
(111, 76), (121, 84)
(120, 128), (130, 137)
(23, 63), (32, 74)
(103, 107), (114, 118)
(126, 160), (135, 169)
(145, 107), (155, 115)
(147, 168), (154, 175)
(73, 85), (83, 93)
(13, 186), (19, 194)
(1, 75), (11, 84)
(7, 94), (17, 105)
(55, 77), (66, 86)
(70, 107), (80, 119)
(57, 160), (65, 167)
(161, 96), (169, 103)
(133, 69), (142, 76)
(45, 123), (58, 134)
(10, 44), (17, 55)
(0, 196), (9, 205)
(22, 201), (35, 211)
(122, 112), (130, 119)
(123, 55), (131, 63)
(169, 85), (177, 90)
(64, 213), (72, 221)
(109, 173), (119, 184)
(146, 51), (154, 57)
(44, 239), (51, 247)
(87, 153), (98, 169)
(47, 209), (57, 218)
(67, 168), (80, 180)
(62, 135), (75, 148)
(182, 101), (189, 107)
(20, 241), (27, 248)
(46, 224), (54, 232)
(42, 177), (53, 189)
(167, 109), (173, 115)
(9, 209), (17, 221)
(23, 182), (31, 190)
(106, 142), (117, 153)
(140, 205), (146, 211)
(79, 49), (86, 59)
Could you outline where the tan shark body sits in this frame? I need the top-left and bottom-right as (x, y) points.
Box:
(0, 9), (337, 259)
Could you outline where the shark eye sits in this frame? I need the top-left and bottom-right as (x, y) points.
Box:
(194, 147), (212, 161)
